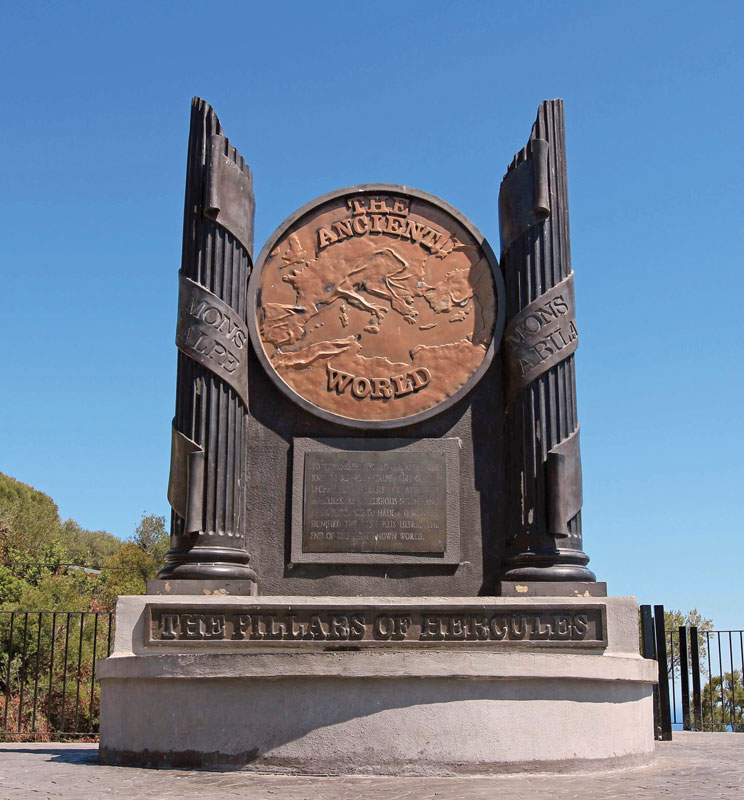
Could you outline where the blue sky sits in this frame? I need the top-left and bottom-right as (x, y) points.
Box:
(1, 1), (742, 628)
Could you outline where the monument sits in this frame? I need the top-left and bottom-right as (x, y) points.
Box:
(97, 98), (656, 773)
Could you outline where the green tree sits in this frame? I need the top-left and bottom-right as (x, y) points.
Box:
(99, 513), (168, 607)
(0, 473), (124, 591)
(0, 473), (61, 555)
(60, 519), (122, 567)
(3, 538), (69, 587)
(131, 513), (168, 564)
(663, 608), (714, 678)
(0, 479), (168, 738)
(702, 670), (744, 732)
(0, 565), (28, 605)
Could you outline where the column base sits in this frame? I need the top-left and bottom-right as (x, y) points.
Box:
(500, 543), (597, 583)
(158, 544), (257, 584)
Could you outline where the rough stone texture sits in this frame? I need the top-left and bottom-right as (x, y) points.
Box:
(145, 579), (258, 596)
(498, 580), (607, 597)
(0, 734), (742, 799)
(98, 595), (655, 773)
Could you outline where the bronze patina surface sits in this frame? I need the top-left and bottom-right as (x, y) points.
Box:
(302, 450), (447, 554)
(248, 185), (504, 428)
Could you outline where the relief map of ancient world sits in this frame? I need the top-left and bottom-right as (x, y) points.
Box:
(249, 187), (501, 426)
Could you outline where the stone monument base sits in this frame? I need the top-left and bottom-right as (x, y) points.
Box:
(97, 595), (656, 775)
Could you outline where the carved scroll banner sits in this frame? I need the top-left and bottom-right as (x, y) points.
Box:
(160, 98), (257, 587)
(167, 426), (204, 535)
(547, 427), (582, 538)
(498, 99), (595, 583)
(175, 276), (249, 407)
(503, 272), (578, 408)
(499, 138), (550, 252)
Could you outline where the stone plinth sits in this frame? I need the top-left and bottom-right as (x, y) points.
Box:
(97, 595), (656, 774)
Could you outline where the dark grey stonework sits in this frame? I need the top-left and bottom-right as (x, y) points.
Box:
(498, 99), (595, 584)
(245, 348), (505, 596)
(159, 98), (256, 586)
(290, 438), (461, 566)
(155, 97), (603, 598)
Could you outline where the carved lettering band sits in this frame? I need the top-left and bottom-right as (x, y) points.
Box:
(175, 275), (248, 406)
(146, 603), (607, 648)
(316, 195), (452, 256)
(503, 272), (578, 407)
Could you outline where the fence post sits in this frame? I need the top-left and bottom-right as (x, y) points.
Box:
(640, 605), (660, 738)
(679, 626), (691, 730)
(689, 626), (702, 730)
(654, 605), (673, 740)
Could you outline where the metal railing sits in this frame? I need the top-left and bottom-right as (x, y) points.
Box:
(640, 604), (673, 740)
(3, 604), (741, 740)
(666, 626), (744, 732)
(0, 611), (113, 738)
(640, 604), (744, 736)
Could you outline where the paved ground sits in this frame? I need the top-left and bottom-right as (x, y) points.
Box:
(0, 733), (741, 799)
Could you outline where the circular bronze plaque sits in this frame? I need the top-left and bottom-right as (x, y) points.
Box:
(248, 185), (505, 429)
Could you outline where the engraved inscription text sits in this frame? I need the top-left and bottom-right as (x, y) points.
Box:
(302, 451), (446, 554)
(146, 604), (606, 649)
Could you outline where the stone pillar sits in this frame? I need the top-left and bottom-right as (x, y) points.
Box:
(158, 98), (257, 587)
(498, 99), (595, 583)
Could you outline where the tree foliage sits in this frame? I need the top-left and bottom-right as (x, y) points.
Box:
(702, 670), (744, 732)
(0, 472), (168, 613)
(60, 519), (123, 567)
(663, 608), (715, 678)
(0, 472), (61, 555)
(0, 473), (170, 737)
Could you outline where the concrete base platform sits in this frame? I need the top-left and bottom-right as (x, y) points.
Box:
(97, 595), (656, 775)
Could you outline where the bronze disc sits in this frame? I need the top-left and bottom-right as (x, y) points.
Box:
(248, 185), (505, 429)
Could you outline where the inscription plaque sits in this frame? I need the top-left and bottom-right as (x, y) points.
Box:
(145, 602), (607, 649)
(291, 438), (460, 566)
(303, 451), (446, 554)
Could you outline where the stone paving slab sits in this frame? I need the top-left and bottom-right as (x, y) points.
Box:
(0, 733), (742, 800)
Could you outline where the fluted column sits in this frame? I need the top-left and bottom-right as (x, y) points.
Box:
(159, 98), (257, 585)
(498, 99), (595, 582)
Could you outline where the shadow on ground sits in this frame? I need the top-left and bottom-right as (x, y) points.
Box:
(0, 746), (98, 765)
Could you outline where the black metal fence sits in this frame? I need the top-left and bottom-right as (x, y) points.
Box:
(640, 604), (744, 736)
(2, 605), (742, 740)
(0, 611), (113, 738)
(666, 626), (744, 732)
(640, 604), (673, 740)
